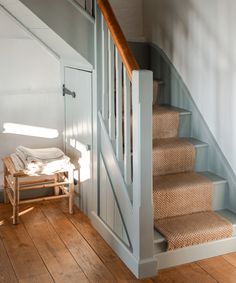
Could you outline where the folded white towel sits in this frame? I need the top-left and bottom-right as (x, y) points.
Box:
(11, 146), (72, 175)
(17, 146), (64, 161)
(10, 153), (25, 171)
(24, 157), (71, 174)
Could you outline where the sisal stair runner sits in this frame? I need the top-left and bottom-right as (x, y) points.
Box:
(153, 104), (233, 250)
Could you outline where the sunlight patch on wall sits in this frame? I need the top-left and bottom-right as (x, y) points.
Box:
(69, 138), (91, 183)
(3, 123), (59, 139)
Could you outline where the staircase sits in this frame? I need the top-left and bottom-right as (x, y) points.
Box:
(93, 0), (236, 278)
(151, 96), (232, 251)
(150, 78), (236, 268)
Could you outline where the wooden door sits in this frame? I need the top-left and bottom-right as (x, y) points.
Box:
(64, 67), (92, 215)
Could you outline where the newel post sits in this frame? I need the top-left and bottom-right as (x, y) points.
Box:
(132, 70), (156, 277)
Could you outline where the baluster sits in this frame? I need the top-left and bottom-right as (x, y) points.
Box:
(124, 69), (132, 187)
(108, 32), (115, 141)
(115, 50), (123, 166)
(101, 16), (109, 121)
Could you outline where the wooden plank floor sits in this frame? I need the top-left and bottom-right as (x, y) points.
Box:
(0, 200), (236, 282)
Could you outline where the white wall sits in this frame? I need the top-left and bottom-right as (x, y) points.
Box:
(144, 0), (236, 174)
(110, 0), (144, 42)
(0, 10), (63, 189)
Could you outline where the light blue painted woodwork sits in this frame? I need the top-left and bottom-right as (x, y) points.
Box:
(129, 41), (236, 270)
(101, 16), (109, 121)
(93, 4), (157, 276)
(108, 32), (115, 141)
(123, 70), (132, 188)
(115, 51), (123, 167)
(148, 42), (236, 213)
(99, 112), (133, 246)
(19, 0), (94, 65)
(99, 153), (130, 245)
(64, 67), (92, 216)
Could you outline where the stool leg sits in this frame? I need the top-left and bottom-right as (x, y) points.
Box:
(68, 168), (74, 214)
(3, 164), (9, 204)
(13, 178), (19, 225)
(54, 173), (60, 196)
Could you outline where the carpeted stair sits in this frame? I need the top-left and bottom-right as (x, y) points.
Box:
(153, 104), (233, 251)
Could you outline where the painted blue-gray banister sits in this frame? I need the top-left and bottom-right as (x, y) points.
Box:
(95, 0), (156, 278)
(124, 69), (132, 188)
(115, 50), (123, 167)
(101, 16), (109, 121)
(108, 32), (115, 141)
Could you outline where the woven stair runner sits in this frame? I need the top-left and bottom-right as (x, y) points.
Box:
(153, 105), (233, 250)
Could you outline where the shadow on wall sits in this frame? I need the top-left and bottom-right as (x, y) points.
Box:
(145, 0), (236, 174)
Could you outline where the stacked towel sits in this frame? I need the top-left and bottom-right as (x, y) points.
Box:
(11, 146), (71, 175)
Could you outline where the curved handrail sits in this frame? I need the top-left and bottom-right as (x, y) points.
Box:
(97, 0), (139, 81)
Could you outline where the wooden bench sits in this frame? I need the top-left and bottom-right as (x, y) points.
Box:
(2, 156), (74, 224)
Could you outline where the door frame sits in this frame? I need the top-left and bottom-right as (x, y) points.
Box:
(61, 62), (96, 219)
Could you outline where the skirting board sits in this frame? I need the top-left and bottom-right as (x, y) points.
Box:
(156, 236), (236, 270)
(91, 212), (157, 279)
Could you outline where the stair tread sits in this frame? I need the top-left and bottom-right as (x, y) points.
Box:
(154, 211), (233, 250)
(153, 171), (230, 244)
(153, 137), (208, 148)
(153, 105), (191, 116)
(153, 172), (213, 191)
(198, 171), (227, 184)
(154, 209), (236, 244)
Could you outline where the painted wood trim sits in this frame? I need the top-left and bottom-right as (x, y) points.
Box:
(101, 16), (109, 121)
(123, 70), (132, 187)
(149, 42), (236, 213)
(115, 51), (123, 165)
(156, 236), (236, 270)
(98, 112), (134, 245)
(91, 212), (157, 279)
(132, 70), (155, 260)
(108, 32), (115, 140)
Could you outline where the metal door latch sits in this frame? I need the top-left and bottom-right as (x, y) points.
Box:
(63, 84), (76, 98)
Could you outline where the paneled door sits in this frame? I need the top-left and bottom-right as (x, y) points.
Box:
(64, 67), (92, 215)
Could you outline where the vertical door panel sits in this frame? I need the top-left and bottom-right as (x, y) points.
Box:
(64, 67), (92, 215)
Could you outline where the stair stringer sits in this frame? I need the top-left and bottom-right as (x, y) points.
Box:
(149, 42), (236, 214)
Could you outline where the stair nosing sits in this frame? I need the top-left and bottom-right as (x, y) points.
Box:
(153, 105), (191, 116)
(152, 137), (208, 149)
(154, 209), (236, 245)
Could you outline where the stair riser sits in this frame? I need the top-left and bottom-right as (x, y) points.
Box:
(194, 146), (209, 172)
(154, 182), (229, 253)
(178, 113), (191, 138)
(155, 236), (236, 269)
(153, 143), (208, 176)
(213, 182), (228, 210)
(153, 179), (227, 220)
(152, 110), (191, 140)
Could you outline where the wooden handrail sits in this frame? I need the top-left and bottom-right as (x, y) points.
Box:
(97, 0), (139, 81)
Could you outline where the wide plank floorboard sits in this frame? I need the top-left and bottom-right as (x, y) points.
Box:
(197, 256), (236, 283)
(2, 200), (236, 282)
(0, 222), (53, 282)
(40, 202), (118, 283)
(55, 200), (118, 263)
(154, 262), (217, 283)
(0, 237), (18, 282)
(21, 206), (89, 283)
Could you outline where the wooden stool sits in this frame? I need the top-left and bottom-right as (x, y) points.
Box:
(2, 156), (74, 224)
